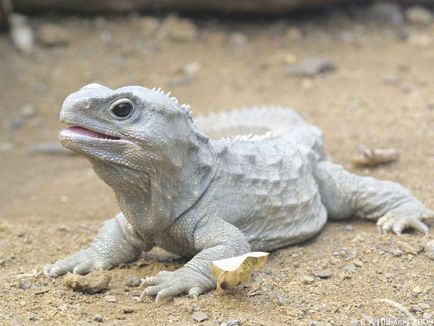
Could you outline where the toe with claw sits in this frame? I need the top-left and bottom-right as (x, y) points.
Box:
(377, 203), (433, 235)
(139, 267), (215, 302)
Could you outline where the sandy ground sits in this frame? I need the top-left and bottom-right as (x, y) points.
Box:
(0, 7), (433, 326)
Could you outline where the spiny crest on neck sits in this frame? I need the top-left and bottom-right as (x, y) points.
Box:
(151, 87), (193, 120)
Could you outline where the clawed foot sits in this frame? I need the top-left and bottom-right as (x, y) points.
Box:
(140, 267), (214, 302)
(377, 203), (434, 235)
(44, 248), (114, 277)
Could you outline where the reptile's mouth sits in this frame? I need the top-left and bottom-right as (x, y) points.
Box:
(63, 126), (121, 140)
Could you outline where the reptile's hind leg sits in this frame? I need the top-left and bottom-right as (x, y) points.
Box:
(314, 161), (433, 235)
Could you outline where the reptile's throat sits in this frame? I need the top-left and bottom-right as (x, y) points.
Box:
(66, 126), (120, 140)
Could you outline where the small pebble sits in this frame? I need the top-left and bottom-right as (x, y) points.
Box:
(123, 308), (135, 314)
(37, 23), (70, 47)
(94, 315), (103, 322)
(312, 269), (333, 279)
(412, 286), (422, 295)
(124, 275), (141, 288)
(286, 57), (336, 77)
(64, 272), (111, 294)
(399, 242), (422, 255)
(0, 259), (5, 266)
(161, 15), (198, 42)
(28, 314), (37, 321)
(410, 303), (430, 312)
(423, 312), (433, 320)
(19, 279), (32, 290)
(229, 32), (248, 48)
(137, 16), (160, 35)
(343, 264), (356, 273)
(353, 260), (364, 267)
(368, 2), (404, 26)
(180, 62), (200, 76)
(0, 143), (15, 152)
(221, 320), (241, 326)
(382, 75), (400, 86)
(302, 275), (315, 284)
(30, 143), (75, 156)
(286, 26), (302, 41)
(345, 224), (354, 231)
(406, 6), (432, 25)
(104, 295), (117, 303)
(10, 14), (34, 53)
(391, 248), (403, 257)
(424, 240), (434, 260)
(192, 311), (208, 323)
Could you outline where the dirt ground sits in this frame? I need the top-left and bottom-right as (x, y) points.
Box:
(0, 7), (433, 326)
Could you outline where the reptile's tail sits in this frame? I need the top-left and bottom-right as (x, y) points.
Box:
(194, 106), (306, 139)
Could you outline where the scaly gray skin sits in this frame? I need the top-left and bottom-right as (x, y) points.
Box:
(44, 84), (434, 301)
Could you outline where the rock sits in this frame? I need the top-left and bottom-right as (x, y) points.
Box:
(221, 320), (241, 326)
(390, 248), (403, 257)
(192, 311), (208, 323)
(302, 275), (315, 284)
(19, 279), (32, 290)
(399, 242), (423, 255)
(123, 308), (135, 314)
(10, 14), (34, 53)
(169, 76), (194, 87)
(423, 313), (433, 320)
(406, 6), (432, 26)
(286, 26), (302, 41)
(312, 269), (332, 279)
(161, 15), (198, 42)
(124, 275), (141, 288)
(64, 272), (111, 294)
(94, 315), (103, 322)
(412, 286), (422, 295)
(410, 303), (430, 313)
(104, 295), (117, 303)
(30, 143), (75, 156)
(353, 260), (363, 267)
(21, 104), (35, 118)
(0, 258), (5, 266)
(179, 62), (200, 76)
(137, 16), (160, 35)
(37, 23), (70, 47)
(424, 240), (434, 260)
(345, 224), (353, 231)
(286, 57), (336, 77)
(382, 75), (400, 86)
(368, 2), (404, 26)
(229, 32), (248, 48)
(269, 52), (297, 66)
(0, 143), (14, 152)
(343, 264), (356, 273)
(28, 314), (37, 321)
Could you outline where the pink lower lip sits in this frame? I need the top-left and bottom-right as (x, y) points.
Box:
(66, 126), (120, 140)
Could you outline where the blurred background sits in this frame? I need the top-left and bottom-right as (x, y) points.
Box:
(0, 1), (433, 325)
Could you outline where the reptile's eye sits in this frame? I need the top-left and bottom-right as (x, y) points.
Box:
(110, 99), (133, 119)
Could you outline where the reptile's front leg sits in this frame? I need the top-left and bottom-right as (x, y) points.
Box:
(44, 213), (151, 276)
(314, 161), (433, 234)
(140, 216), (250, 301)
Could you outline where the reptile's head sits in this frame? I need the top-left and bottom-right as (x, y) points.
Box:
(59, 83), (195, 171)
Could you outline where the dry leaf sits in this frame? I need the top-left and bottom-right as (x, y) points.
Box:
(210, 252), (269, 292)
(352, 147), (399, 167)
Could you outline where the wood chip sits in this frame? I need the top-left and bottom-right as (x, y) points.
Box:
(352, 147), (399, 167)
